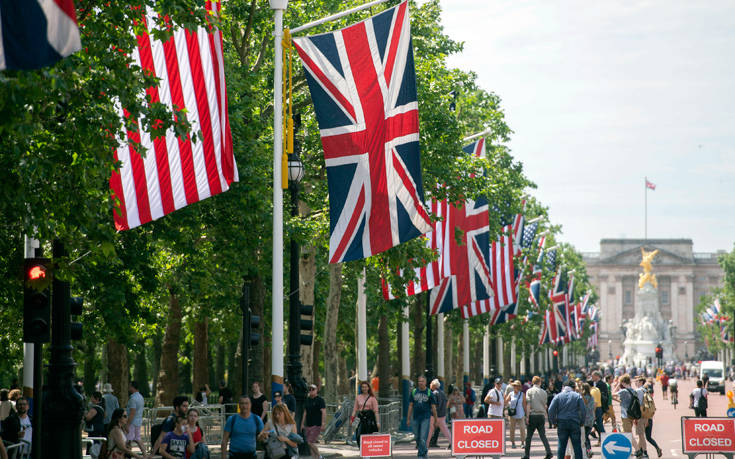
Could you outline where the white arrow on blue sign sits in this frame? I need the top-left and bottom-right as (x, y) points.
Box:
(727, 407), (735, 418)
(601, 432), (633, 459)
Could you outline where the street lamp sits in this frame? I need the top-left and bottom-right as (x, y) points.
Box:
(608, 339), (613, 360)
(684, 340), (688, 361)
(286, 114), (308, 436)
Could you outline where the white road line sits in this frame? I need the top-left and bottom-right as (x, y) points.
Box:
(671, 449), (679, 456)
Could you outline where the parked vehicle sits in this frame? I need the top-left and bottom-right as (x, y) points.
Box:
(700, 360), (726, 395)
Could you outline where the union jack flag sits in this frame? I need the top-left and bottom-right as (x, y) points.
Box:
(549, 268), (569, 342)
(293, 1), (432, 263)
(539, 308), (562, 345)
(588, 321), (599, 349)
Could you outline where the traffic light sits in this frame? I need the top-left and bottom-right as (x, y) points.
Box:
(248, 312), (260, 347)
(70, 296), (84, 341)
(23, 258), (52, 343)
(553, 350), (559, 357)
(655, 346), (663, 359)
(299, 304), (314, 346)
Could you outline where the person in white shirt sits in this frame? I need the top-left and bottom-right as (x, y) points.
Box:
(484, 378), (505, 418)
(15, 398), (32, 455)
(690, 379), (708, 417)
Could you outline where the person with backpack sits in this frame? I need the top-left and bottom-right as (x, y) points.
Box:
(84, 392), (106, 459)
(222, 396), (264, 459)
(640, 385), (662, 458)
(350, 381), (380, 447)
(406, 375), (437, 459)
(151, 396), (191, 456)
(613, 374), (647, 458)
(690, 379), (708, 417)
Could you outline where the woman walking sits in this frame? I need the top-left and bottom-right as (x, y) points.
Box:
(350, 381), (380, 445)
(505, 381), (527, 449)
(258, 404), (300, 459)
(581, 383), (596, 457)
(447, 386), (465, 420)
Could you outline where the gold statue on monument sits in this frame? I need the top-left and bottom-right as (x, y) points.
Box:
(639, 247), (659, 289)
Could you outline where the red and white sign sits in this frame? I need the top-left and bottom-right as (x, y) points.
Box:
(451, 418), (505, 456)
(682, 417), (735, 453)
(360, 433), (392, 457)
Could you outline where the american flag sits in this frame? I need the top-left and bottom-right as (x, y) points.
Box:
(293, 1), (432, 263)
(588, 321), (599, 349)
(381, 199), (447, 299)
(527, 235), (546, 309)
(0, 0), (81, 70)
(111, 2), (236, 230)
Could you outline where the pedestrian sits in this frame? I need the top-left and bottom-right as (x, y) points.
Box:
(640, 387), (662, 458)
(159, 415), (194, 459)
(218, 380), (233, 405)
(406, 375), (437, 459)
(480, 380), (493, 417)
(447, 385), (464, 420)
(428, 379), (450, 448)
(589, 379), (603, 445)
(257, 403), (300, 459)
(522, 376), (553, 459)
(613, 374), (646, 457)
(463, 381), (476, 418)
(185, 408), (210, 459)
(690, 379), (708, 417)
(221, 396), (264, 459)
(505, 381), (527, 449)
(106, 409), (146, 459)
(14, 398), (32, 457)
(101, 383), (120, 428)
(249, 382), (269, 419)
(152, 396), (191, 456)
(590, 371), (606, 441)
(548, 380), (585, 459)
(603, 374), (617, 431)
(350, 381), (379, 446)
(660, 372), (669, 400)
(125, 381), (147, 454)
(581, 383), (596, 457)
(302, 384), (326, 459)
(282, 383), (296, 416)
(483, 378), (505, 420)
(84, 391), (106, 458)
(0, 390), (13, 421)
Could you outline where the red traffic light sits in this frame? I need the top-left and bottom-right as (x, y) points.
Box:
(553, 350), (559, 357)
(28, 265), (46, 280)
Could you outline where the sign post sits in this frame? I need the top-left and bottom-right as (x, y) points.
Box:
(681, 417), (735, 459)
(360, 433), (392, 458)
(601, 432), (633, 459)
(451, 418), (504, 458)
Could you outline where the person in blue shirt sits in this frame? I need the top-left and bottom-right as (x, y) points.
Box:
(548, 380), (585, 459)
(221, 396), (263, 459)
(406, 375), (437, 459)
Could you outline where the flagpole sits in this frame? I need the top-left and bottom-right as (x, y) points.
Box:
(644, 176), (647, 241)
(462, 127), (492, 142)
(270, 0), (288, 398)
(291, 0), (390, 34)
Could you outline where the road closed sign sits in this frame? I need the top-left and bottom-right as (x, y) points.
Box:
(360, 433), (391, 457)
(451, 418), (504, 456)
(681, 417), (735, 454)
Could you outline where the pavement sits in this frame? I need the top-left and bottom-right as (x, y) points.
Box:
(312, 377), (733, 458)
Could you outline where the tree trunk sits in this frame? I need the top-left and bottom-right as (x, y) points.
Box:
(83, 336), (98, 395)
(445, 325), (453, 384)
(337, 342), (349, 396)
(179, 340), (193, 394)
(107, 338), (129, 407)
(299, 244), (316, 384)
(193, 317), (209, 393)
(323, 263), (342, 403)
(455, 329), (463, 385)
(215, 343), (225, 387)
(412, 297), (424, 380)
(378, 313), (391, 399)
(231, 331), (243, 399)
(155, 291), (182, 406)
(250, 276), (265, 390)
(151, 333), (162, 398)
(134, 342), (149, 398)
(312, 336), (321, 386)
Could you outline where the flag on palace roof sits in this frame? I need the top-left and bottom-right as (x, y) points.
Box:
(293, 1), (432, 263)
(0, 0), (81, 70)
(111, 2), (236, 230)
(646, 178), (656, 190)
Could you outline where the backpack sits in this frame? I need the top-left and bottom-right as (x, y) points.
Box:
(626, 388), (642, 420)
(698, 389), (708, 410)
(641, 391), (656, 418)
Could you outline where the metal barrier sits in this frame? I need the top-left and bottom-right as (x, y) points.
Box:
(4, 440), (31, 459)
(321, 397), (403, 444)
(142, 403), (226, 448)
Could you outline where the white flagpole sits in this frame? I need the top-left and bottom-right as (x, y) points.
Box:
(269, 0), (288, 396)
(463, 127), (492, 142)
(437, 313), (445, 381)
(357, 268), (368, 383)
(644, 177), (647, 241)
(291, 0), (390, 34)
(463, 319), (470, 382)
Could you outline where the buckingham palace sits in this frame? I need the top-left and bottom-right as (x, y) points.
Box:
(583, 238), (726, 361)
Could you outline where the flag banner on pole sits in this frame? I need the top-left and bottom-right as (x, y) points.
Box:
(646, 178), (656, 190)
(0, 0), (81, 70)
(549, 268), (568, 343)
(110, 2), (236, 230)
(381, 138), (487, 299)
(293, 1), (432, 263)
(527, 235), (546, 309)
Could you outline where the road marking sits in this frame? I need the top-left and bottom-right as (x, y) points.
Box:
(671, 449), (679, 456)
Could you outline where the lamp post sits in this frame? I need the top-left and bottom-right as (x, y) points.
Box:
(608, 339), (612, 360)
(684, 340), (688, 362)
(286, 115), (306, 434)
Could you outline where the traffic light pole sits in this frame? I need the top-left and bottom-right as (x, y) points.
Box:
(43, 241), (84, 459)
(32, 342), (42, 459)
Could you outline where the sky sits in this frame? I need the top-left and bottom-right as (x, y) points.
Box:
(430, 0), (735, 254)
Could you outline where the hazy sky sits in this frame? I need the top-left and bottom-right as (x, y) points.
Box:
(432, 0), (735, 253)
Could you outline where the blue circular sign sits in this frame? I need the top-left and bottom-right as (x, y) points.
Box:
(728, 407), (735, 418)
(602, 433), (633, 459)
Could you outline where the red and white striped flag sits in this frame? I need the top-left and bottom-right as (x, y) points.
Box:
(110, 2), (236, 230)
(645, 178), (656, 190)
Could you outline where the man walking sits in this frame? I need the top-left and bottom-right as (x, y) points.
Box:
(302, 384), (326, 459)
(483, 378), (505, 419)
(15, 398), (32, 456)
(548, 380), (585, 459)
(221, 396), (263, 459)
(522, 376), (553, 459)
(428, 379), (450, 448)
(152, 395), (190, 455)
(406, 375), (437, 459)
(101, 383), (119, 427)
(125, 381), (147, 454)
(613, 374), (647, 457)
